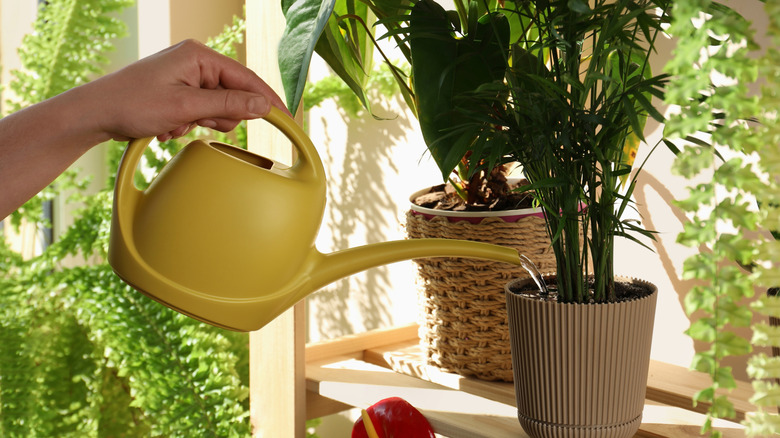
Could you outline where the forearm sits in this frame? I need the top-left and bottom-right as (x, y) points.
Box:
(0, 40), (286, 221)
(0, 86), (105, 220)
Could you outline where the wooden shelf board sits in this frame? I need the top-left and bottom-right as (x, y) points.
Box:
(305, 324), (747, 437)
(307, 355), (529, 437)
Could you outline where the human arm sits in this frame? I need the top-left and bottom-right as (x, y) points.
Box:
(0, 39), (289, 220)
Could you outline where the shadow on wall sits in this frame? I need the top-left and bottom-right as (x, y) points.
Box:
(306, 93), (416, 342)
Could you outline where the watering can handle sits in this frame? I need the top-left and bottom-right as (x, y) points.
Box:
(115, 107), (322, 200)
(262, 106), (324, 182)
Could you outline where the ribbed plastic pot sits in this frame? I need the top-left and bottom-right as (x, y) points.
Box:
(505, 276), (657, 438)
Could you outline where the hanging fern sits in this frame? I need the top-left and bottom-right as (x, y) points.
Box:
(1, 3), (255, 437)
(666, 0), (780, 435)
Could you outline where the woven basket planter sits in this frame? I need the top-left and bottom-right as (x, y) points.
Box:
(405, 202), (555, 382)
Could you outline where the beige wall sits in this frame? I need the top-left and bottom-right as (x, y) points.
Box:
(138, 0), (244, 56)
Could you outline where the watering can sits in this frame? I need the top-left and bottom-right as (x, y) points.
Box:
(108, 107), (524, 332)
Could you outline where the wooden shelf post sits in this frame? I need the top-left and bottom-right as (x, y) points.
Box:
(246, 1), (306, 436)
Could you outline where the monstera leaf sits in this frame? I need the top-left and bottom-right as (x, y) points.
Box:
(408, 0), (510, 180)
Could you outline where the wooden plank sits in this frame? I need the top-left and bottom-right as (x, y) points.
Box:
(246, 2), (306, 437)
(646, 359), (754, 422)
(364, 342), (517, 406)
(305, 323), (419, 363)
(306, 354), (745, 438)
(250, 303), (306, 437)
(306, 356), (529, 438)
(306, 390), (353, 420)
(637, 402), (745, 438)
(360, 328), (756, 422)
(306, 325), (750, 437)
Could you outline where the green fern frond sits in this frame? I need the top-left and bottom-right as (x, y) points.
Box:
(1, 4), (254, 436)
(68, 265), (250, 437)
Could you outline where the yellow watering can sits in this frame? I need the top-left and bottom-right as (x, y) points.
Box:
(109, 107), (524, 332)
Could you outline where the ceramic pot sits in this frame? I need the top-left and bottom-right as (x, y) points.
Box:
(505, 275), (657, 438)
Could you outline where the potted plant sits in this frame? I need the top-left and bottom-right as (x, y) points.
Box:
(445, 1), (673, 435)
(282, 0), (747, 436)
(280, 0), (558, 382)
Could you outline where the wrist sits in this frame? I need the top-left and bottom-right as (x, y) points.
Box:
(53, 81), (117, 146)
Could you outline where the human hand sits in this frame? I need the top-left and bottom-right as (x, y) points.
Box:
(85, 39), (290, 142)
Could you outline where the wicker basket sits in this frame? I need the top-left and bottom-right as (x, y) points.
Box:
(405, 209), (555, 381)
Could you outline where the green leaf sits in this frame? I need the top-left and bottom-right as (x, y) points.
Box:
(686, 318), (717, 342)
(713, 366), (737, 390)
(743, 410), (780, 436)
(752, 295), (780, 319)
(751, 323), (780, 348)
(747, 353), (780, 380)
(567, 0), (591, 14)
(715, 300), (753, 328)
(714, 331), (751, 358)
(690, 352), (716, 375)
(750, 380), (780, 408)
(409, 1), (510, 180)
(278, 0), (337, 114)
(681, 253), (717, 280)
(710, 395), (736, 419)
(693, 386), (715, 406)
(684, 286), (716, 315)
(311, 15), (374, 114)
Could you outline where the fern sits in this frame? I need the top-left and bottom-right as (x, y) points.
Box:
(666, 0), (780, 435)
(1, 3), (255, 437)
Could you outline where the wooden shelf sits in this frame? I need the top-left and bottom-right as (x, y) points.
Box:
(305, 324), (749, 438)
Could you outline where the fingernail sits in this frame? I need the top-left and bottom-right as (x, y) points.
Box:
(248, 95), (269, 117)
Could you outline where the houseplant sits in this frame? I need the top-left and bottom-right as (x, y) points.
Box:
(285, 0), (759, 435)
(280, 0), (558, 381)
(451, 1), (674, 435)
(280, 0), (526, 206)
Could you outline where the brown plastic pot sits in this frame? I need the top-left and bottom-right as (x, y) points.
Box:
(505, 276), (657, 438)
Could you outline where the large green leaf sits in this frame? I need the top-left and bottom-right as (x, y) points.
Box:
(279, 0), (337, 114)
(312, 2), (375, 115)
(409, 0), (510, 180)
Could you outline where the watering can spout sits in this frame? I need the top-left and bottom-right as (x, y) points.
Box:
(309, 239), (523, 292)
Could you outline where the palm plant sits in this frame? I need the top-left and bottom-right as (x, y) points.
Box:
(436, 0), (672, 303)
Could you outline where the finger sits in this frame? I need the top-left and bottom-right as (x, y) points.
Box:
(197, 118), (241, 132)
(184, 88), (271, 121)
(190, 43), (290, 116)
(213, 65), (291, 116)
(169, 123), (195, 138)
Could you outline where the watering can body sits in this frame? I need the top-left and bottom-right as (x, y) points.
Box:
(109, 107), (523, 332)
